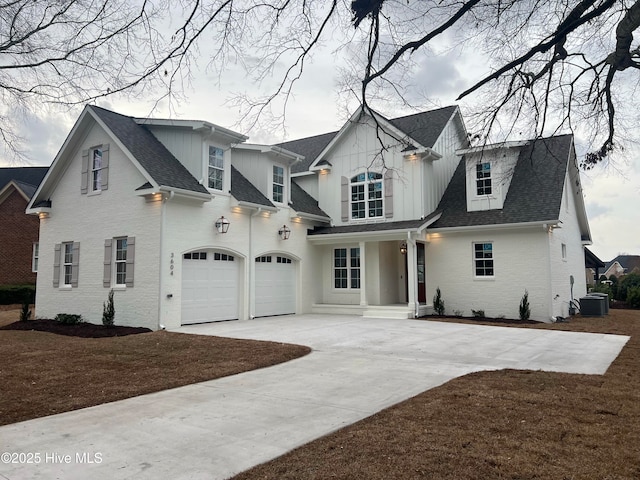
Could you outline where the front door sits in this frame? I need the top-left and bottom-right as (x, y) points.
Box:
(417, 242), (426, 303)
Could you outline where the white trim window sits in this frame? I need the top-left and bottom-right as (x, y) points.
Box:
(32, 243), (39, 273)
(208, 146), (224, 190)
(91, 148), (103, 192)
(62, 242), (74, 286)
(114, 238), (128, 286)
(53, 242), (79, 288)
(476, 162), (492, 196)
(334, 247), (360, 289)
(351, 172), (383, 219)
(273, 165), (285, 203)
(103, 237), (135, 288)
(473, 242), (494, 277)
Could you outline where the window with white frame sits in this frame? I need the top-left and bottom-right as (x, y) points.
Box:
(351, 172), (383, 219)
(32, 243), (39, 273)
(476, 162), (492, 196)
(273, 165), (284, 203)
(114, 238), (128, 286)
(473, 242), (494, 277)
(334, 247), (360, 289)
(63, 242), (74, 286)
(103, 237), (135, 288)
(91, 148), (103, 192)
(208, 146), (224, 190)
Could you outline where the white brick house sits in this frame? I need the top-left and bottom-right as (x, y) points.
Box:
(27, 104), (591, 328)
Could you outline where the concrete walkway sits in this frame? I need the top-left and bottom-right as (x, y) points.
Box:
(0, 315), (629, 480)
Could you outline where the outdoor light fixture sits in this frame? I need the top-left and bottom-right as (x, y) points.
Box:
(215, 216), (230, 234)
(400, 241), (407, 255)
(278, 224), (291, 240)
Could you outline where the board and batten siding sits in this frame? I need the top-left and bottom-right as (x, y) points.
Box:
(144, 126), (205, 182)
(36, 121), (162, 329)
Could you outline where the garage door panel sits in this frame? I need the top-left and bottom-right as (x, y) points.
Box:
(255, 256), (295, 317)
(182, 252), (239, 325)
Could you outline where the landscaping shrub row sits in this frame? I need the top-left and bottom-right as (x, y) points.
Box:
(0, 285), (35, 305)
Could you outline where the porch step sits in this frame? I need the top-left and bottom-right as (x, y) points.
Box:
(363, 306), (413, 319)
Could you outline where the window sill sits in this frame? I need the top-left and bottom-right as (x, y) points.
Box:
(473, 276), (495, 281)
(87, 190), (102, 197)
(110, 286), (127, 291)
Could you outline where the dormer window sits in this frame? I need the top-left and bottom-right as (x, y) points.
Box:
(273, 165), (284, 203)
(476, 162), (492, 195)
(351, 172), (383, 219)
(208, 146), (224, 190)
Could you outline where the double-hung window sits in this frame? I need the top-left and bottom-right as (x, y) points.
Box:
(476, 162), (492, 195)
(53, 242), (79, 288)
(334, 247), (360, 289)
(208, 146), (224, 190)
(104, 237), (135, 288)
(474, 242), (494, 277)
(273, 165), (284, 203)
(351, 172), (383, 219)
(91, 148), (103, 192)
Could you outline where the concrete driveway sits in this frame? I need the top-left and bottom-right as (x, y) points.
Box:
(0, 314), (629, 480)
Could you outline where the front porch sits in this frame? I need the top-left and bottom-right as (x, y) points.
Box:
(311, 303), (433, 319)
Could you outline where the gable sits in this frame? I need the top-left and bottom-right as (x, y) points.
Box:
(431, 135), (574, 229)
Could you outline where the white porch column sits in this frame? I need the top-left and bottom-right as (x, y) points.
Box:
(406, 238), (417, 311)
(359, 241), (367, 306)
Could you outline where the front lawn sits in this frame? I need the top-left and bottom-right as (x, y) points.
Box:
(0, 307), (310, 426)
(233, 309), (640, 480)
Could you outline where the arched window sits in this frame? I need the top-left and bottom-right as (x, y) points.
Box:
(351, 172), (383, 219)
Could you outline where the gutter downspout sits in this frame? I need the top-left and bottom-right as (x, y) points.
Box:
(248, 207), (263, 319)
(158, 191), (174, 330)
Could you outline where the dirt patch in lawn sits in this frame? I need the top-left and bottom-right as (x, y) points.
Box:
(0, 308), (310, 426)
(233, 310), (640, 480)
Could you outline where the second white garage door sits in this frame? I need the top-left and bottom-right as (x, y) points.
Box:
(181, 251), (239, 325)
(255, 255), (296, 317)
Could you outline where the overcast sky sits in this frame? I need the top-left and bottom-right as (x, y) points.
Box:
(1, 23), (638, 263)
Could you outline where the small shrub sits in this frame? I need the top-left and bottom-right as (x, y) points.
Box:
(433, 287), (445, 316)
(519, 290), (531, 321)
(55, 313), (84, 325)
(102, 289), (115, 327)
(472, 309), (485, 318)
(19, 299), (31, 322)
(453, 310), (464, 317)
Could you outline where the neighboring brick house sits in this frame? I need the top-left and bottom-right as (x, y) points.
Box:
(603, 255), (640, 279)
(0, 168), (49, 285)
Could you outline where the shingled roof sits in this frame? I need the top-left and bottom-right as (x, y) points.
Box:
(89, 106), (208, 194)
(280, 105), (458, 175)
(290, 181), (330, 219)
(430, 135), (573, 229)
(0, 167), (48, 195)
(230, 166), (275, 208)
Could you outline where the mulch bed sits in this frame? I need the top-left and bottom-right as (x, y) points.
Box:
(1, 319), (151, 337)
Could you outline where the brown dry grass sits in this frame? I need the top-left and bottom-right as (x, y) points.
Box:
(0, 308), (310, 426)
(233, 310), (640, 480)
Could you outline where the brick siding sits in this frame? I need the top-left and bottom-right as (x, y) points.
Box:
(0, 189), (39, 285)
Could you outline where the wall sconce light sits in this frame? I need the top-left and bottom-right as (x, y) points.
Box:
(400, 241), (407, 255)
(215, 216), (230, 234)
(278, 224), (291, 240)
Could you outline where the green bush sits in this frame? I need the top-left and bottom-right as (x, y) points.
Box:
(627, 287), (640, 309)
(433, 287), (445, 316)
(472, 309), (485, 318)
(519, 290), (531, 321)
(102, 290), (115, 327)
(19, 300), (31, 322)
(620, 273), (640, 302)
(55, 313), (84, 325)
(0, 285), (36, 305)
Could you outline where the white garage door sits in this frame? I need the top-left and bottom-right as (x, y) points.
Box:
(255, 255), (296, 317)
(181, 251), (239, 325)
